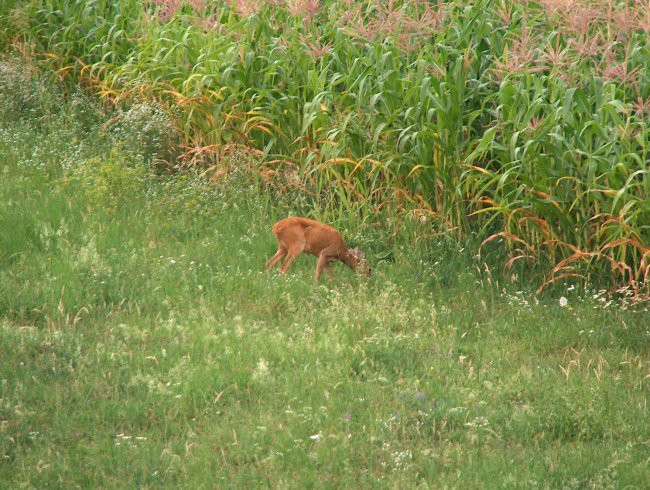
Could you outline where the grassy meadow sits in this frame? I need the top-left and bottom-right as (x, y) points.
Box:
(1, 0), (650, 487)
(1, 61), (649, 488)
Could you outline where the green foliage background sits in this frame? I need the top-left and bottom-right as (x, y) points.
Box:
(1, 0), (649, 290)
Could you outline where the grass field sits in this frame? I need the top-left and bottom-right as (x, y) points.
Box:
(1, 63), (648, 487)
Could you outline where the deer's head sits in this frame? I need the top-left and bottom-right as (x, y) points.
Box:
(349, 248), (371, 277)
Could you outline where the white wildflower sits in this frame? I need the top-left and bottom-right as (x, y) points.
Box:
(252, 358), (271, 382)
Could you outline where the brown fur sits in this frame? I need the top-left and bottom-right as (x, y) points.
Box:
(265, 217), (371, 280)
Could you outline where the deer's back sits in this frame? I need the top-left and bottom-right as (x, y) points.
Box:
(272, 217), (346, 256)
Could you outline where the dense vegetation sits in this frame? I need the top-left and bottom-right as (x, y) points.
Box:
(1, 0), (648, 293)
(0, 62), (648, 488)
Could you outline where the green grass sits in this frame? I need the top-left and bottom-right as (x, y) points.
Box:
(1, 65), (648, 488)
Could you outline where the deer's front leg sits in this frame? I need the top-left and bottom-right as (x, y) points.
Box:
(323, 263), (334, 279)
(315, 252), (332, 281)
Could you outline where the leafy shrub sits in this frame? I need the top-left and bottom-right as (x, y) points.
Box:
(71, 150), (147, 212)
(109, 101), (179, 167)
(0, 61), (58, 121)
(67, 88), (105, 133)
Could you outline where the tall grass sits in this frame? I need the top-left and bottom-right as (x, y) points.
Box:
(1, 0), (648, 292)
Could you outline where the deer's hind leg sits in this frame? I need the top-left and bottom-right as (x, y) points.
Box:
(278, 234), (306, 275)
(273, 227), (306, 276)
(279, 246), (302, 275)
(265, 246), (287, 271)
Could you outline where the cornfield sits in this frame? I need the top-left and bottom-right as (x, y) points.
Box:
(1, 0), (648, 293)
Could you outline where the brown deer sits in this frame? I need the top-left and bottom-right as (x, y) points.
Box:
(265, 217), (371, 280)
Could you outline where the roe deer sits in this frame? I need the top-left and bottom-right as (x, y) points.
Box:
(265, 217), (371, 280)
